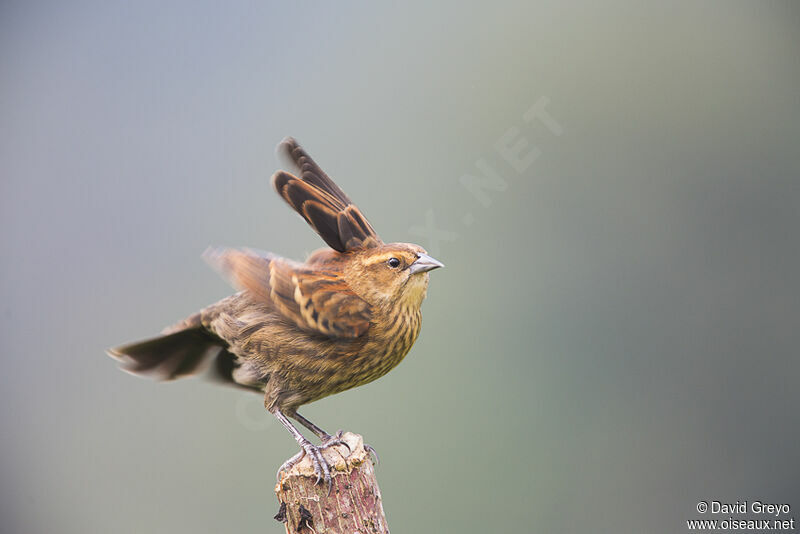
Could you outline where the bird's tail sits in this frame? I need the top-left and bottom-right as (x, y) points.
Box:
(108, 313), (263, 393)
(107, 325), (223, 381)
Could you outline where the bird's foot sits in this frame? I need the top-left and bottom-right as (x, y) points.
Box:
(277, 438), (333, 490)
(274, 432), (378, 490)
(302, 440), (333, 488)
(319, 430), (351, 455)
(323, 430), (379, 465)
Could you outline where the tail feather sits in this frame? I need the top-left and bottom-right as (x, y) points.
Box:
(108, 327), (264, 393)
(108, 328), (221, 381)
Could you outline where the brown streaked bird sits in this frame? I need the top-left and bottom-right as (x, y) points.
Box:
(108, 137), (443, 486)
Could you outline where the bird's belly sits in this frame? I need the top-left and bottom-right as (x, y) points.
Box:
(343, 310), (422, 389)
(348, 342), (411, 388)
(319, 317), (422, 398)
(277, 319), (419, 406)
(217, 301), (423, 409)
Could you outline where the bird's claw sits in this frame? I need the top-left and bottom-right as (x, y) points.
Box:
(275, 432), (377, 494)
(322, 430), (378, 466)
(364, 442), (380, 465)
(275, 441), (334, 492)
(276, 450), (304, 482)
(302, 441), (332, 489)
(320, 430), (351, 455)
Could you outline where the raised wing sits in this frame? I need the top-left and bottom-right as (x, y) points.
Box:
(272, 137), (382, 252)
(203, 247), (372, 338)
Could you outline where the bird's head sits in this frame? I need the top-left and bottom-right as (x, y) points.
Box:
(343, 243), (443, 310)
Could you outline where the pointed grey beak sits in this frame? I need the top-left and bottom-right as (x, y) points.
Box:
(409, 253), (444, 274)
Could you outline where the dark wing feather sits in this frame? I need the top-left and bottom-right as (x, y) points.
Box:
(203, 247), (372, 338)
(277, 136), (353, 205)
(272, 137), (382, 252)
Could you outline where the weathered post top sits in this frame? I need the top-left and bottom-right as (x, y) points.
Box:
(274, 432), (389, 534)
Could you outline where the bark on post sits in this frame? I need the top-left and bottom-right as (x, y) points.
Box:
(274, 432), (389, 534)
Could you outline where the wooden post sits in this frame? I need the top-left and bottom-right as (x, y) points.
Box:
(274, 432), (389, 533)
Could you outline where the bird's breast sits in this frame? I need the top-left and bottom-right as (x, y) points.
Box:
(350, 306), (422, 386)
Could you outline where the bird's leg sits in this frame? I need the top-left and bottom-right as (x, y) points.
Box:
(294, 412), (379, 466)
(292, 412), (350, 453)
(291, 411), (332, 440)
(271, 407), (332, 488)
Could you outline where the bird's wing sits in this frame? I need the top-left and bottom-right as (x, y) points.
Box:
(272, 137), (382, 252)
(204, 247), (372, 338)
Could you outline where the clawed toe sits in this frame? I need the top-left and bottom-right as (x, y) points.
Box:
(364, 442), (380, 465)
(302, 442), (332, 491)
(320, 430), (351, 455)
(276, 450), (304, 482)
(275, 443), (333, 491)
(322, 431), (379, 465)
(274, 426), (378, 495)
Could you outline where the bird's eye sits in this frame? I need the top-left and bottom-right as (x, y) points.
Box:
(387, 257), (401, 268)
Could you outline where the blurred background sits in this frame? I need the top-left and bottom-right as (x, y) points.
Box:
(2, 1), (799, 532)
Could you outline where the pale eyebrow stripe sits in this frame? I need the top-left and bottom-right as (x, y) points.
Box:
(368, 252), (414, 265)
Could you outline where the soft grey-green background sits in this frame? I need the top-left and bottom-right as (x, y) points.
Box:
(2, 2), (799, 533)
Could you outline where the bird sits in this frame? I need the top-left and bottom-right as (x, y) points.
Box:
(107, 137), (443, 486)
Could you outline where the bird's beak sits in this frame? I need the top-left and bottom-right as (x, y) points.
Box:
(409, 253), (444, 274)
